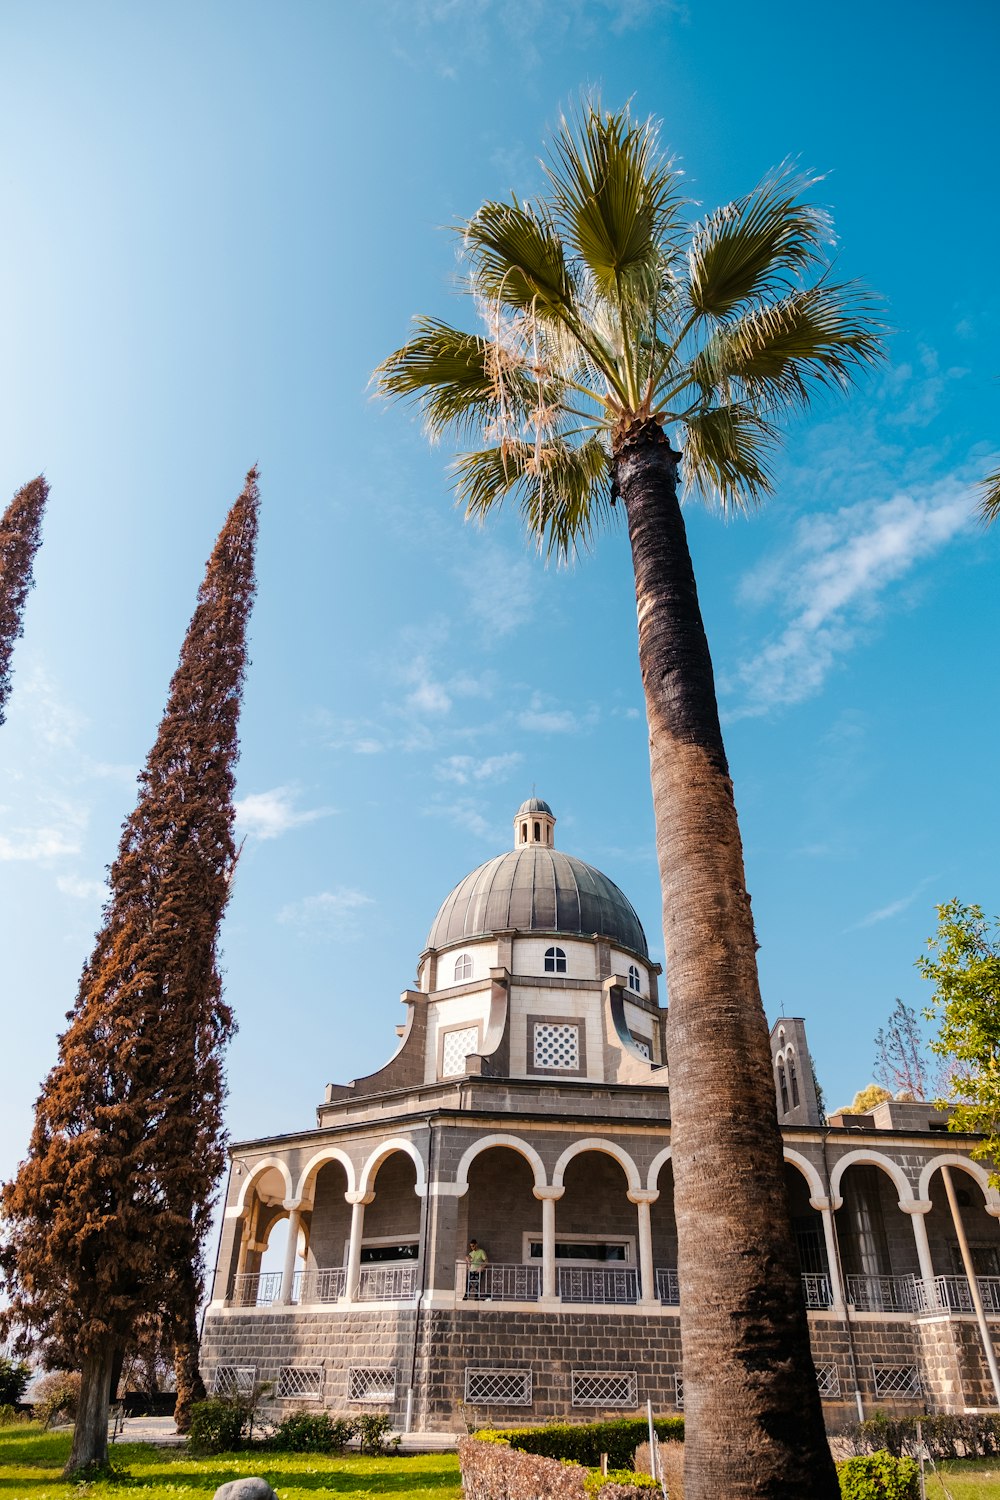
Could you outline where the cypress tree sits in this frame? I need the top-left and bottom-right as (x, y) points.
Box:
(0, 469), (259, 1472)
(0, 475), (49, 725)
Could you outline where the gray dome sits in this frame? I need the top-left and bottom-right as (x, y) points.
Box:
(427, 845), (648, 957)
(516, 796), (553, 816)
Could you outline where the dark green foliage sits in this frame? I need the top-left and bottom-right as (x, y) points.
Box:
(474, 1418), (684, 1469)
(0, 1358), (30, 1404)
(32, 1372), (80, 1427)
(268, 1412), (357, 1452)
(837, 1451), (919, 1499)
(188, 1397), (250, 1454)
(356, 1410), (395, 1453)
(583, 1470), (660, 1495)
(848, 1410), (1000, 1461)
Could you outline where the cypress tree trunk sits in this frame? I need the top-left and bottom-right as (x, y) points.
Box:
(65, 1341), (116, 1475)
(172, 1295), (206, 1433)
(615, 420), (837, 1499)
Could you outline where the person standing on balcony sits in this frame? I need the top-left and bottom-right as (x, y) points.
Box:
(465, 1239), (488, 1300)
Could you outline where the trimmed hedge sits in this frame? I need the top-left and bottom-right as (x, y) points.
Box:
(848, 1411), (1000, 1460)
(837, 1451), (919, 1499)
(474, 1417), (684, 1470)
(459, 1435), (659, 1500)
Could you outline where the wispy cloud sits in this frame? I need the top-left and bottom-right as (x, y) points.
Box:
(235, 787), (334, 841)
(459, 543), (540, 638)
(850, 875), (939, 931)
(277, 886), (374, 935)
(0, 823), (83, 861)
(57, 872), (107, 901)
(726, 480), (974, 718)
(518, 692), (599, 735)
(436, 751), (522, 785)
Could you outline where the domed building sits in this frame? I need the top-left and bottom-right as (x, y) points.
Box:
(202, 800), (1000, 1429)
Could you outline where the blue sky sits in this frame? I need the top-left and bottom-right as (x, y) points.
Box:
(1, 0), (997, 1182)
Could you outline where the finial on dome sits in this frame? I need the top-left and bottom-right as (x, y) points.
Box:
(514, 796), (556, 849)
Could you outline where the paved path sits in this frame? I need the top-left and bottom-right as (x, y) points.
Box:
(115, 1415), (460, 1452)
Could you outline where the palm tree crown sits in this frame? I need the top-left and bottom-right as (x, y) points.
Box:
(377, 101), (883, 554)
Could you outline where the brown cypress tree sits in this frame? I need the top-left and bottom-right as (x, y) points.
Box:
(0, 469), (259, 1472)
(0, 475), (49, 726)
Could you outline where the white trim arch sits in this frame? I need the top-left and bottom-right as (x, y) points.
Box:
(294, 1146), (357, 1204)
(358, 1136), (427, 1198)
(783, 1148), (825, 1201)
(829, 1149), (915, 1207)
(646, 1146), (672, 1194)
(234, 1156), (294, 1215)
(454, 1133), (547, 1194)
(552, 1137), (642, 1195)
(918, 1153), (1000, 1209)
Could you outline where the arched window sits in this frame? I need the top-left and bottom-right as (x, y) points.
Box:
(521, 822), (528, 842)
(544, 945), (567, 974)
(534, 820), (541, 841)
(778, 1060), (789, 1113)
(788, 1056), (800, 1109)
(628, 964), (641, 993)
(454, 952), (473, 982)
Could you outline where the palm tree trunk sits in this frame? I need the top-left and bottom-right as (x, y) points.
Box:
(64, 1340), (116, 1476)
(615, 419), (838, 1499)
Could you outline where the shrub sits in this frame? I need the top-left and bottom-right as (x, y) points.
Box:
(0, 1358), (30, 1405)
(356, 1410), (395, 1453)
(837, 1451), (919, 1500)
(268, 1411), (357, 1452)
(583, 1471), (660, 1496)
(188, 1396), (249, 1454)
(32, 1371), (81, 1427)
(474, 1418), (684, 1470)
(845, 1411), (1000, 1462)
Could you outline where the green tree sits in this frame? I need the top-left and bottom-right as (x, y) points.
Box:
(919, 899), (1000, 1177)
(0, 476), (48, 726)
(376, 99), (882, 1500)
(834, 1084), (892, 1116)
(0, 470), (259, 1472)
(0, 1355), (30, 1405)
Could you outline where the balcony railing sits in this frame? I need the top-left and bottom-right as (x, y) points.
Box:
(656, 1267), (679, 1305)
(558, 1266), (638, 1304)
(914, 1275), (1000, 1315)
(456, 1261), (541, 1302)
(293, 1268), (346, 1304)
(356, 1263), (418, 1301)
(846, 1274), (919, 1313)
(801, 1273), (833, 1310)
(229, 1271), (283, 1307)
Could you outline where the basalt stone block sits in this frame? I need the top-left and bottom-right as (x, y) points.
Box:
(213, 1481), (278, 1500)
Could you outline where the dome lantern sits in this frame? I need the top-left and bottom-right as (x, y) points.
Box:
(514, 796), (555, 849)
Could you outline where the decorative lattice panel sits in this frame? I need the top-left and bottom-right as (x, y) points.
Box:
(348, 1366), (397, 1403)
(276, 1366), (324, 1399)
(674, 1373), (684, 1410)
(533, 1022), (579, 1070)
(571, 1370), (637, 1408)
(212, 1365), (256, 1397)
(464, 1368), (533, 1406)
(872, 1365), (921, 1399)
(632, 1037), (651, 1059)
(816, 1364), (841, 1399)
(442, 1026), (478, 1077)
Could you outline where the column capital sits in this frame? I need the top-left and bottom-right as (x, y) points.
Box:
(986, 1206), (1000, 1220)
(346, 1190), (375, 1206)
(899, 1198), (933, 1215)
(809, 1196), (842, 1213)
(282, 1198), (304, 1213)
(627, 1189), (659, 1205)
(533, 1186), (565, 1202)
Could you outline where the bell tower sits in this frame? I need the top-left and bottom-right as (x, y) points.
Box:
(513, 796), (556, 848)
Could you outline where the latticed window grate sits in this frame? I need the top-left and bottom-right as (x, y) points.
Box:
(632, 1037), (651, 1059)
(349, 1367), (397, 1403)
(276, 1366), (324, 1400)
(442, 1026), (478, 1077)
(464, 1368), (533, 1406)
(674, 1373), (684, 1410)
(872, 1365), (921, 1399)
(816, 1364), (840, 1398)
(212, 1365), (256, 1397)
(533, 1022), (579, 1070)
(571, 1370), (637, 1408)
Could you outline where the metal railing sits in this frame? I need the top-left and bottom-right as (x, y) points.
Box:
(558, 1265), (638, 1304)
(914, 1274), (1000, 1315)
(801, 1273), (833, 1309)
(846, 1274), (918, 1313)
(656, 1267), (679, 1305)
(293, 1268), (346, 1304)
(356, 1263), (417, 1301)
(229, 1271), (283, 1307)
(456, 1261), (540, 1302)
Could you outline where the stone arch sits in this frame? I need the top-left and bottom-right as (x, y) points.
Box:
(455, 1133), (547, 1194)
(919, 1153), (1000, 1208)
(295, 1146), (357, 1205)
(829, 1149), (915, 1207)
(784, 1148), (825, 1202)
(234, 1156), (294, 1215)
(552, 1137), (641, 1195)
(646, 1145), (672, 1193)
(358, 1136), (427, 1197)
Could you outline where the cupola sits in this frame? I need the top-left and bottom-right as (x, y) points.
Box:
(514, 796), (555, 848)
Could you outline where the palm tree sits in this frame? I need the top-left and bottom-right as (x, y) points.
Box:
(979, 466), (1000, 524)
(376, 101), (882, 1499)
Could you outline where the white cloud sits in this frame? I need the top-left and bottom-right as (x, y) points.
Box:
(518, 693), (599, 735)
(234, 787), (334, 840)
(726, 481), (974, 717)
(277, 886), (374, 934)
(436, 751), (522, 785)
(0, 825), (82, 861)
(460, 543), (540, 637)
(850, 875), (939, 931)
(57, 873), (107, 901)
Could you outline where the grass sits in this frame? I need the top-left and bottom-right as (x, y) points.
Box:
(0, 1425), (463, 1500)
(923, 1459), (1000, 1498)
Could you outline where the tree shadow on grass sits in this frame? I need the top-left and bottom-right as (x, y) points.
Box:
(126, 1463), (459, 1495)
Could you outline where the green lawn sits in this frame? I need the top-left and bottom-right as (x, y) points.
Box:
(923, 1460), (1000, 1498)
(0, 1426), (463, 1500)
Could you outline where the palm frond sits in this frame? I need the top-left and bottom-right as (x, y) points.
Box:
(463, 199), (575, 317)
(682, 404), (777, 512)
(978, 465), (1000, 526)
(687, 166), (833, 320)
(546, 102), (684, 303)
(688, 282), (885, 411)
(454, 435), (612, 559)
(374, 317), (537, 440)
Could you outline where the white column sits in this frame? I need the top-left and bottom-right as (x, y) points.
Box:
(344, 1191), (374, 1302)
(900, 1199), (936, 1285)
(533, 1187), (564, 1302)
(279, 1205), (302, 1305)
(809, 1196), (846, 1313)
(628, 1189), (659, 1304)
